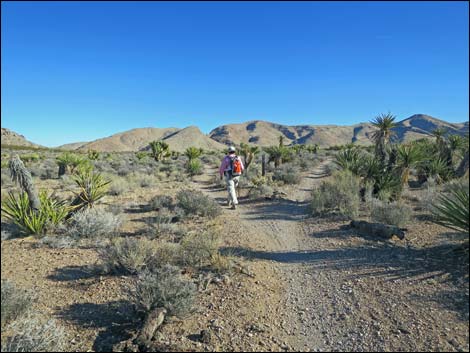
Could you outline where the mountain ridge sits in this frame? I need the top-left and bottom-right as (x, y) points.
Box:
(2, 114), (468, 151)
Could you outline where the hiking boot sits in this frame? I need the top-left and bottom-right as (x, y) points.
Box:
(231, 204), (237, 210)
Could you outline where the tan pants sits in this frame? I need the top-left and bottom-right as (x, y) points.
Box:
(225, 175), (240, 205)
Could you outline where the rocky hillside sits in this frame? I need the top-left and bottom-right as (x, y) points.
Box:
(209, 114), (469, 147)
(1, 128), (43, 148)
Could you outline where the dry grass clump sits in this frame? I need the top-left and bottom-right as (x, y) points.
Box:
(179, 232), (220, 268)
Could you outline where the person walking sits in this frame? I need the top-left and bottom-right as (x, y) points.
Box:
(219, 146), (244, 209)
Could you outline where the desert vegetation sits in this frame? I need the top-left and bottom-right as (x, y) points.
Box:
(1, 116), (469, 352)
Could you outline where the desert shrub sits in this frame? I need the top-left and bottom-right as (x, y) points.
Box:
(248, 183), (274, 199)
(1, 191), (69, 236)
(186, 159), (203, 176)
(148, 195), (174, 211)
(176, 190), (221, 218)
(117, 166), (132, 177)
(369, 199), (412, 227)
(310, 170), (361, 219)
(100, 237), (157, 275)
(1, 314), (65, 352)
(132, 265), (196, 317)
(154, 242), (182, 267)
(39, 235), (77, 249)
(1, 280), (35, 329)
(108, 178), (129, 196)
(179, 232), (220, 268)
(66, 208), (121, 239)
(272, 164), (302, 184)
(136, 174), (155, 188)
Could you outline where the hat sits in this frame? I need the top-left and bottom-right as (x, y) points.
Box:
(228, 146), (236, 153)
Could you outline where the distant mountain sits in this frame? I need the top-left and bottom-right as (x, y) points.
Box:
(1, 128), (43, 148)
(60, 126), (227, 153)
(209, 115), (469, 147)
(153, 126), (226, 152)
(72, 127), (181, 152)
(4, 114), (468, 152)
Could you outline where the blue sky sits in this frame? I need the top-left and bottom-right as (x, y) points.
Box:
(1, 1), (469, 147)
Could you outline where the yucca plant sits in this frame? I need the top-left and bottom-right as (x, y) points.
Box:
(69, 169), (111, 214)
(334, 148), (364, 176)
(184, 147), (203, 161)
(305, 144), (319, 153)
(149, 141), (171, 162)
(361, 154), (383, 182)
(431, 183), (469, 233)
(1, 191), (69, 236)
(419, 157), (453, 184)
(186, 158), (203, 176)
(373, 170), (403, 201)
(56, 152), (88, 177)
(396, 144), (424, 186)
(370, 113), (398, 165)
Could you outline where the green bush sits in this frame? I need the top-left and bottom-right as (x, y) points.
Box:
(310, 170), (361, 219)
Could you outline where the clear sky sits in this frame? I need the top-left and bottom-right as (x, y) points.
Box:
(1, 1), (469, 147)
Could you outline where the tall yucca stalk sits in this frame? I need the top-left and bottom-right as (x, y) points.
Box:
(431, 183), (469, 233)
(370, 113), (398, 165)
(8, 155), (40, 212)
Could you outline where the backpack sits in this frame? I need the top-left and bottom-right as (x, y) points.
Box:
(230, 155), (242, 176)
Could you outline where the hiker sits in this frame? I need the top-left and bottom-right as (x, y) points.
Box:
(219, 146), (244, 209)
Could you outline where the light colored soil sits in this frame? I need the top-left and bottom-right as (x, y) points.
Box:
(1, 159), (468, 352)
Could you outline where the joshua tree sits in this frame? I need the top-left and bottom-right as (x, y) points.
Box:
(56, 152), (87, 177)
(265, 145), (289, 168)
(8, 155), (41, 212)
(370, 113), (398, 165)
(279, 135), (285, 148)
(239, 143), (259, 169)
(149, 141), (170, 162)
(87, 149), (100, 160)
(184, 147), (203, 161)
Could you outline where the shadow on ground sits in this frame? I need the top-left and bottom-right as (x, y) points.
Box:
(58, 300), (138, 351)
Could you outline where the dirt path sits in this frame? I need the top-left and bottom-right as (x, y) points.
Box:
(192, 160), (469, 352)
